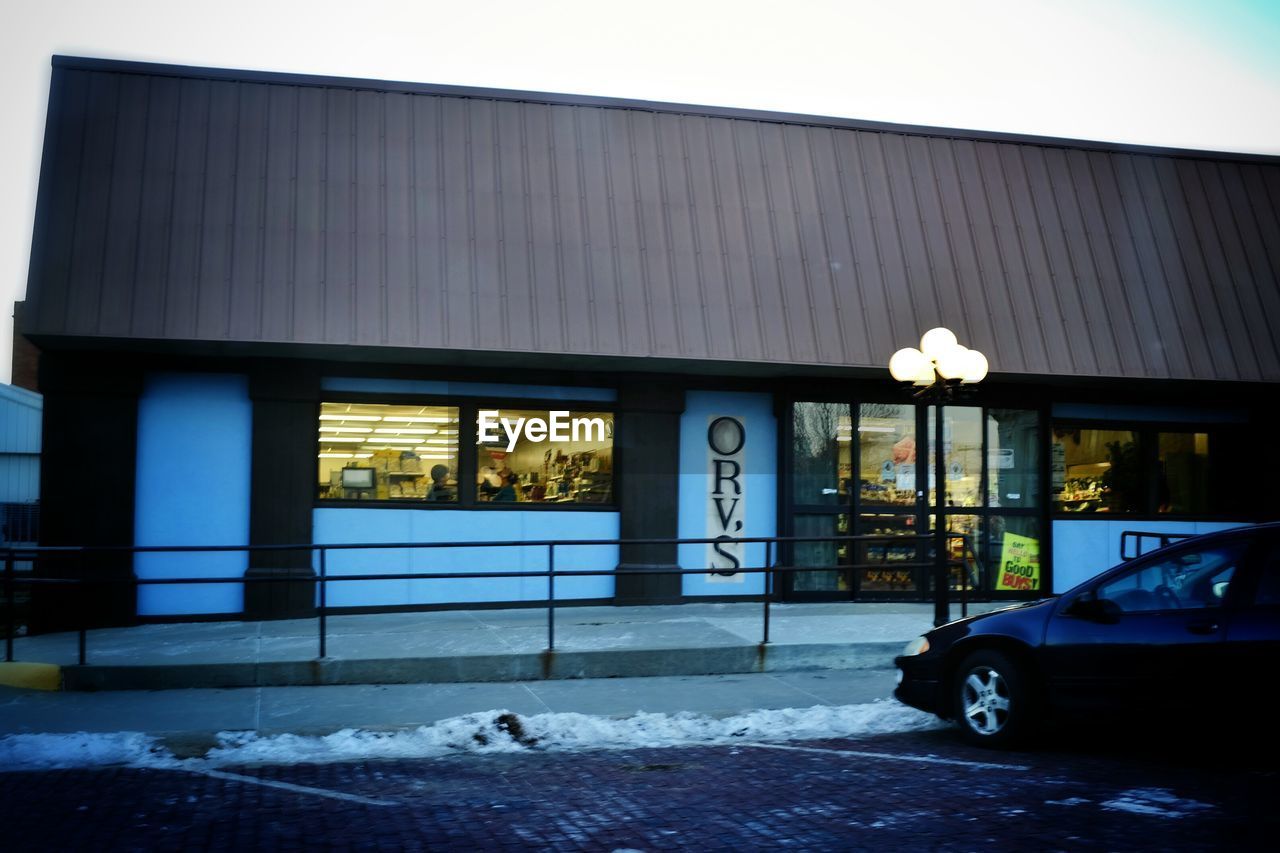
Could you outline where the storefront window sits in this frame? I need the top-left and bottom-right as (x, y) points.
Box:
(857, 404), (916, 508)
(474, 409), (614, 504)
(927, 406), (983, 508)
(1052, 428), (1141, 513)
(318, 402), (460, 501)
(792, 513), (849, 592)
(987, 516), (1042, 594)
(792, 402), (851, 505)
(857, 512), (919, 592)
(1158, 432), (1209, 514)
(987, 409), (1040, 509)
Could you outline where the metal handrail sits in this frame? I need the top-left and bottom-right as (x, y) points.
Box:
(3, 532), (979, 666)
(1119, 530), (1195, 561)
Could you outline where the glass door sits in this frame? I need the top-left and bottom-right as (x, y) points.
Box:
(785, 398), (1045, 601)
(787, 402), (853, 596)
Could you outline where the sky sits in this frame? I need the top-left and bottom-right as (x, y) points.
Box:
(2, 0), (1278, 383)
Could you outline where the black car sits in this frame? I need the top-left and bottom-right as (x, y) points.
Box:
(895, 523), (1280, 747)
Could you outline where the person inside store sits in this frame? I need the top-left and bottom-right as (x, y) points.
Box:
(428, 464), (455, 502)
(478, 467), (503, 501)
(493, 472), (519, 502)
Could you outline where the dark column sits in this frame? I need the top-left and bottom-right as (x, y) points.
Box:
(244, 364), (319, 620)
(614, 381), (685, 604)
(31, 353), (140, 632)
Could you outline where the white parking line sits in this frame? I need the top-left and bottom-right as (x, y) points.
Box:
(188, 768), (399, 806)
(744, 742), (1030, 771)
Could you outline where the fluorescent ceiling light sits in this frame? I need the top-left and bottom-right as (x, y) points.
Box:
(858, 426), (897, 433)
(373, 427), (438, 434)
(318, 436), (366, 443)
(318, 453), (354, 459)
(423, 438), (454, 444)
(415, 446), (457, 453)
(319, 414), (382, 422)
(417, 454), (451, 460)
(376, 438), (421, 444)
(319, 427), (373, 433)
(382, 416), (451, 423)
(836, 436), (853, 442)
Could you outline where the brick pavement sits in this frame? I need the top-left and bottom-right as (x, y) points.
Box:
(2, 730), (1275, 851)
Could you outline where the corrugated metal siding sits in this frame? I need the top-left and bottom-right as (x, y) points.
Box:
(0, 457), (40, 503)
(0, 385), (41, 505)
(0, 386), (42, 454)
(24, 61), (1280, 382)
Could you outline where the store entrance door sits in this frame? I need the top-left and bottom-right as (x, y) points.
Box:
(783, 400), (1045, 602)
(785, 401), (926, 601)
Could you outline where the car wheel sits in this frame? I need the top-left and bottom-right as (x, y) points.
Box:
(953, 649), (1033, 748)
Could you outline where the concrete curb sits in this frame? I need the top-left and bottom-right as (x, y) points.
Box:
(58, 641), (903, 691)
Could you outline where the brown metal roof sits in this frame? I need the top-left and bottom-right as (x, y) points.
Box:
(23, 57), (1280, 382)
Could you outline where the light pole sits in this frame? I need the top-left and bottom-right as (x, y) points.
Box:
(889, 328), (988, 627)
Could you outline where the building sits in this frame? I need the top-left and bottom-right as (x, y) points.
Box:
(0, 382), (41, 546)
(19, 55), (1280, 629)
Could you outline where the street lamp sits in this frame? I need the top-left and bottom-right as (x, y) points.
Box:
(889, 328), (987, 627)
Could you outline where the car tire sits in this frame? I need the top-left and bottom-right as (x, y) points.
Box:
(953, 649), (1034, 749)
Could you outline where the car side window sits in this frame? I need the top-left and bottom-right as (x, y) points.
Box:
(1254, 545), (1280, 606)
(1096, 544), (1244, 613)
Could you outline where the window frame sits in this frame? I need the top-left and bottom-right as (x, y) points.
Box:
(314, 392), (619, 511)
(1051, 419), (1235, 520)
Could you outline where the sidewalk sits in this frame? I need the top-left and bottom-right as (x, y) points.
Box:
(0, 670), (901, 741)
(6, 601), (1003, 691)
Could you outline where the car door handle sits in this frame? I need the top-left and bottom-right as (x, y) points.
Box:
(1187, 621), (1219, 635)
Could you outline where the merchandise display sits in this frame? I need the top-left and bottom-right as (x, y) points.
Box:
(317, 401), (460, 502)
(475, 409), (614, 504)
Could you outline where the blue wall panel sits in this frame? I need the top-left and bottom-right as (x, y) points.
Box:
(134, 373), (252, 615)
(1051, 519), (1251, 592)
(312, 508), (619, 606)
(678, 391), (777, 596)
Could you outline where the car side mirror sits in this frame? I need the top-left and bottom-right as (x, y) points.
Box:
(1067, 593), (1122, 624)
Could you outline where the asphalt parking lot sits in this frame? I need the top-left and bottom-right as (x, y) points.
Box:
(3, 726), (1275, 851)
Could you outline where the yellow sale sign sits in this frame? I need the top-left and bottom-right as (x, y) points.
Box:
(996, 532), (1040, 591)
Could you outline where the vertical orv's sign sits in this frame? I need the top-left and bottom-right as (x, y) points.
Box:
(706, 416), (746, 583)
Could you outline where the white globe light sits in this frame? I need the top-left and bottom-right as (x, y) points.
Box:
(889, 347), (930, 383)
(919, 327), (958, 361)
(962, 350), (989, 383)
(935, 344), (971, 380)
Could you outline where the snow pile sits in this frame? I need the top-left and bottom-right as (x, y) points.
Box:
(205, 700), (941, 766)
(0, 731), (177, 771)
(0, 700), (942, 771)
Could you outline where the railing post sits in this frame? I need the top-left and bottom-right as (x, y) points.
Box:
(318, 547), (327, 659)
(762, 540), (772, 645)
(4, 549), (14, 663)
(547, 543), (556, 652)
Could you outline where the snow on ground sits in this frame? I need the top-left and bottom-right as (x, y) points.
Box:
(1100, 788), (1214, 819)
(0, 700), (942, 771)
